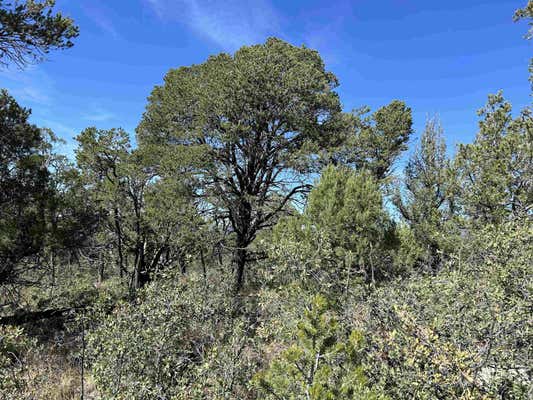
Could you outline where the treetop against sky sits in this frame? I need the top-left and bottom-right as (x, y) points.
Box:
(1, 0), (531, 161)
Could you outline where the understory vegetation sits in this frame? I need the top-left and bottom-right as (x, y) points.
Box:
(0, 1), (532, 399)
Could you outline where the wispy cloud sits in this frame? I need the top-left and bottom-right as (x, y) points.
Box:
(12, 86), (52, 105)
(40, 119), (78, 139)
(145, 0), (165, 18)
(83, 108), (116, 122)
(144, 0), (283, 51)
(81, 1), (120, 39)
(297, 1), (355, 68)
(0, 66), (55, 106)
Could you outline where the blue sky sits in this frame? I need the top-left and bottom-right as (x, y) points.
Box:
(1, 0), (531, 160)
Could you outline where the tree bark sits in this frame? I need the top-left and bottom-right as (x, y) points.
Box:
(133, 241), (150, 289)
(114, 207), (125, 278)
(234, 235), (248, 292)
(232, 196), (253, 292)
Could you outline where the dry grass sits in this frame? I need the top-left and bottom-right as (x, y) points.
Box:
(6, 343), (98, 400)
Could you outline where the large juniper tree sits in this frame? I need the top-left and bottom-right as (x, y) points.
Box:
(137, 38), (347, 291)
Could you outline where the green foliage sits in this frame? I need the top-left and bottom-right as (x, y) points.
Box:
(514, 0), (533, 39)
(173, 318), (261, 400)
(75, 127), (204, 290)
(455, 92), (532, 225)
(268, 165), (396, 289)
(137, 37), (348, 290)
(363, 219), (532, 399)
(306, 166), (396, 282)
(0, 0), (78, 67)
(254, 295), (388, 400)
(0, 89), (50, 285)
(514, 0), (533, 86)
(44, 158), (99, 253)
(306, 166), (391, 257)
(2, 14), (532, 400)
(329, 100), (413, 180)
(87, 271), (241, 399)
(391, 223), (424, 273)
(0, 325), (35, 397)
(0, 320), (97, 400)
(394, 118), (459, 269)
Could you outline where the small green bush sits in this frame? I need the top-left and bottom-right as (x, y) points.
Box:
(0, 325), (35, 398)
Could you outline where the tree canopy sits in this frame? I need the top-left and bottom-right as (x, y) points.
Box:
(138, 37), (348, 290)
(0, 89), (49, 284)
(0, 0), (78, 68)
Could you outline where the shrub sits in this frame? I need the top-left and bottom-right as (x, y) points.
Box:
(0, 325), (34, 397)
(361, 220), (532, 399)
(87, 271), (244, 399)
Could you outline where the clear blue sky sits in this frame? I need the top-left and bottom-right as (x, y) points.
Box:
(1, 0), (531, 160)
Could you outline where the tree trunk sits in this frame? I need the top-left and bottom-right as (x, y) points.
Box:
(98, 251), (104, 284)
(233, 198), (252, 292)
(134, 268), (150, 289)
(180, 258), (186, 274)
(234, 236), (247, 292)
(114, 207), (125, 278)
(133, 241), (150, 290)
(200, 248), (206, 279)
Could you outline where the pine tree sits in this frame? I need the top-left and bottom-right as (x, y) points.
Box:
(270, 165), (395, 288)
(253, 295), (388, 400)
(455, 92), (532, 225)
(0, 0), (78, 67)
(307, 166), (394, 282)
(327, 101), (413, 180)
(393, 118), (458, 270)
